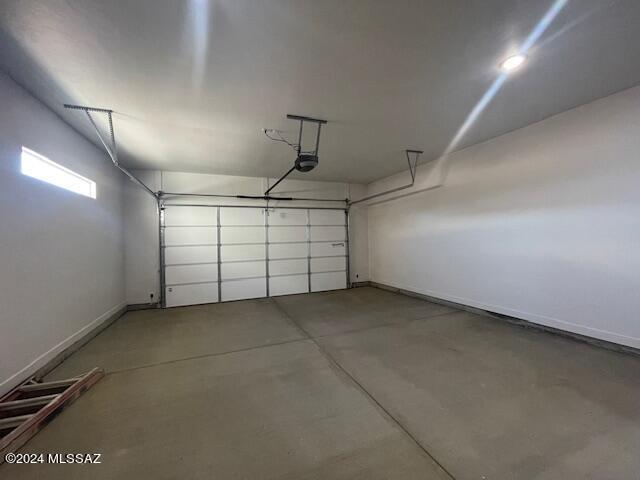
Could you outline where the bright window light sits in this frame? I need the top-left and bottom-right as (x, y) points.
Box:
(21, 147), (96, 199)
(500, 54), (527, 72)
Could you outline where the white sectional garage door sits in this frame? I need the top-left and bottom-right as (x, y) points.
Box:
(308, 209), (347, 293)
(220, 207), (267, 302)
(267, 208), (309, 297)
(162, 205), (347, 307)
(163, 206), (219, 308)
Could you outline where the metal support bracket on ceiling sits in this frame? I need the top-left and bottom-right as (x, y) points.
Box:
(349, 149), (424, 206)
(63, 104), (158, 199)
(64, 105), (344, 204)
(264, 114), (328, 196)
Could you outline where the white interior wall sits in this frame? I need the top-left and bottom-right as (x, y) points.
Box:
(0, 72), (126, 395)
(356, 85), (640, 348)
(347, 183), (369, 284)
(124, 170), (369, 305)
(123, 170), (162, 305)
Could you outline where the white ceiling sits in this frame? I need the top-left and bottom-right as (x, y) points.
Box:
(1, 0), (640, 184)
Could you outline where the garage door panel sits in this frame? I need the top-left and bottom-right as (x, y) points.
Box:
(222, 278), (266, 301)
(163, 206), (347, 307)
(165, 226), (217, 246)
(220, 207), (264, 225)
(221, 226), (265, 244)
(270, 275), (308, 296)
(269, 259), (307, 276)
(309, 210), (344, 226)
(221, 244), (265, 261)
(165, 207), (216, 226)
(269, 243), (308, 259)
(166, 264), (218, 285)
(311, 256), (346, 273)
(269, 226), (307, 243)
(310, 226), (345, 242)
(165, 283), (218, 307)
(221, 261), (266, 280)
(268, 209), (307, 226)
(164, 245), (217, 265)
(311, 242), (346, 257)
(311, 272), (347, 292)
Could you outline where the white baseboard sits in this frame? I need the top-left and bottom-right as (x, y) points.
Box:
(371, 277), (640, 350)
(0, 302), (126, 397)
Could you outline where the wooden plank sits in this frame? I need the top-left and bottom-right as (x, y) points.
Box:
(1, 377), (79, 403)
(14, 378), (82, 400)
(0, 377), (36, 403)
(0, 414), (33, 430)
(0, 394), (60, 419)
(0, 368), (104, 462)
(0, 394), (59, 412)
(18, 378), (79, 393)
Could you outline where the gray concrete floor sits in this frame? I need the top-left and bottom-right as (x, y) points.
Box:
(2, 287), (639, 479)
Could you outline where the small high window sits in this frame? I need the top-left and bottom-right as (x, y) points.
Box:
(21, 147), (96, 199)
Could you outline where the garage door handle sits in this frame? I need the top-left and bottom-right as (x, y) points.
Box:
(332, 243), (345, 247)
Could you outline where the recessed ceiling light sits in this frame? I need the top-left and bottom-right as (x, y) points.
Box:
(500, 54), (526, 72)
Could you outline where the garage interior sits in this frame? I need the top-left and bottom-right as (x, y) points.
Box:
(1, 1), (639, 479)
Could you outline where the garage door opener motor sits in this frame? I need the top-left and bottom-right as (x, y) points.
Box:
(264, 114), (327, 195)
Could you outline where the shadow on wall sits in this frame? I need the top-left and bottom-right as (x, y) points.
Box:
(0, 14), (98, 146)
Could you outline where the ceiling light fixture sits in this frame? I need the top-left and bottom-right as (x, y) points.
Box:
(500, 54), (526, 72)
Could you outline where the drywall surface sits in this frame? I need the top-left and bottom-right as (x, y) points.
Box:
(124, 170), (368, 304)
(363, 85), (640, 348)
(123, 170), (161, 305)
(347, 184), (369, 284)
(0, 72), (126, 395)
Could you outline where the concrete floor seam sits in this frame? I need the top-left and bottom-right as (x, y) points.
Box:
(269, 298), (458, 480)
(310, 309), (463, 340)
(58, 298), (459, 379)
(101, 336), (310, 377)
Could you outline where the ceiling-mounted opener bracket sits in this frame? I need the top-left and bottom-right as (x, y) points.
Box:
(265, 114), (328, 196)
(405, 149), (422, 183)
(349, 149), (424, 206)
(63, 103), (157, 199)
